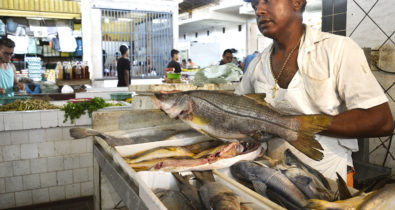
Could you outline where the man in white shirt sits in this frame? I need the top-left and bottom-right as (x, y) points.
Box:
(237, 0), (393, 185)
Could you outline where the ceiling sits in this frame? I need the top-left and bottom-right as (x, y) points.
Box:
(179, 0), (219, 13)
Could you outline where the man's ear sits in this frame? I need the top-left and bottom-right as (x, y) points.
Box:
(292, 0), (306, 12)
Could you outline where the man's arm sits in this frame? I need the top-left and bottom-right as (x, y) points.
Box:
(11, 63), (23, 90)
(124, 70), (130, 86)
(321, 103), (394, 138)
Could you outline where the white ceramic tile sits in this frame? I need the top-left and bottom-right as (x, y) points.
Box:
(21, 144), (38, 159)
(354, 0), (377, 12)
(46, 128), (63, 142)
(71, 139), (86, 154)
(32, 188), (50, 204)
(57, 170), (73, 185)
(54, 141), (72, 156)
(13, 160), (30, 176)
(65, 183), (81, 199)
(40, 172), (57, 188)
(0, 161), (13, 177)
(73, 168), (89, 183)
(23, 174), (40, 190)
(5, 176), (23, 192)
(40, 110), (59, 128)
(75, 113), (92, 126)
(62, 127), (73, 140)
(80, 181), (93, 196)
(28, 129), (47, 143)
(22, 112), (41, 129)
(0, 114), (4, 131)
(0, 192), (15, 208)
(369, 0), (395, 36)
(15, 190), (33, 206)
(346, 0), (366, 36)
(38, 142), (55, 158)
(0, 178), (5, 193)
(0, 146), (2, 162)
(4, 112), (23, 131)
(3, 145), (21, 161)
(350, 17), (388, 50)
(11, 130), (29, 145)
(79, 154), (93, 168)
(47, 157), (64, 172)
(86, 138), (93, 152)
(49, 186), (65, 201)
(64, 155), (80, 170)
(0, 131), (11, 146)
(30, 158), (48, 174)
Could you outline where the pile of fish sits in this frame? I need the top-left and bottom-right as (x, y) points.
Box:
(124, 140), (262, 172)
(230, 149), (395, 209)
(153, 90), (332, 161)
(154, 170), (251, 210)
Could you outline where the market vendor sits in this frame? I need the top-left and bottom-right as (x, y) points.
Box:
(167, 49), (181, 73)
(236, 0), (394, 185)
(0, 37), (23, 97)
(117, 45), (131, 87)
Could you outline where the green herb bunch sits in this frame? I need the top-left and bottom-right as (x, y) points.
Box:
(61, 97), (112, 123)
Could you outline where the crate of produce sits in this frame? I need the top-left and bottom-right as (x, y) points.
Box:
(0, 95), (31, 105)
(110, 92), (132, 101)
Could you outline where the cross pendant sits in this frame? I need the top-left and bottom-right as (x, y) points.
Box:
(272, 83), (279, 98)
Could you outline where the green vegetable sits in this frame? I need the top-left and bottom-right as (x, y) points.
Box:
(61, 97), (119, 123)
(0, 99), (60, 111)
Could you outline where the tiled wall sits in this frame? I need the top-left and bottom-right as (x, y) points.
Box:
(0, 110), (93, 209)
(346, 0), (395, 175)
(322, 0), (347, 35)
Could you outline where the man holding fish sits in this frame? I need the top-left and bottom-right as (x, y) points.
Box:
(236, 0), (393, 185)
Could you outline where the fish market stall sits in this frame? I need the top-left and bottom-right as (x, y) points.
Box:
(90, 109), (284, 209)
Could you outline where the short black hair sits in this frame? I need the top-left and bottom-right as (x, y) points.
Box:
(182, 59), (186, 62)
(301, 1), (307, 13)
(188, 58), (192, 62)
(171, 49), (179, 58)
(223, 49), (233, 56)
(119, 45), (128, 55)
(0, 37), (15, 49)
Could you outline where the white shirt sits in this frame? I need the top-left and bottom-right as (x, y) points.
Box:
(235, 25), (388, 180)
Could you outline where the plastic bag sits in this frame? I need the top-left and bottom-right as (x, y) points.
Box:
(61, 85), (74, 93)
(193, 63), (243, 87)
(0, 20), (5, 36)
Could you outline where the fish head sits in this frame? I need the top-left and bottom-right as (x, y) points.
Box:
(153, 92), (192, 119)
(210, 192), (240, 210)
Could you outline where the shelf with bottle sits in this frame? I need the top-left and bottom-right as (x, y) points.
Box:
(55, 61), (91, 85)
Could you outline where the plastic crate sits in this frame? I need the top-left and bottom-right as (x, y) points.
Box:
(0, 96), (32, 105)
(110, 93), (132, 101)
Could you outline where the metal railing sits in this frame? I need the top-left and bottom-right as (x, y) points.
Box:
(101, 9), (173, 79)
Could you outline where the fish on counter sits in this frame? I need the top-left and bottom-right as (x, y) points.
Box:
(153, 90), (332, 161)
(154, 189), (196, 210)
(193, 171), (243, 210)
(127, 141), (262, 172)
(172, 172), (205, 210)
(231, 160), (309, 209)
(307, 184), (395, 210)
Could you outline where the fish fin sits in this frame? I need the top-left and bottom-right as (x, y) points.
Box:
(252, 181), (267, 197)
(172, 172), (188, 185)
(294, 115), (333, 136)
(244, 93), (266, 104)
(284, 149), (331, 190)
(190, 114), (210, 126)
(305, 199), (336, 210)
(192, 171), (215, 184)
(336, 172), (352, 200)
(287, 132), (324, 161)
(294, 175), (312, 186)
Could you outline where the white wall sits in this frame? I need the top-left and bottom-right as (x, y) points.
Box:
(81, 0), (179, 83)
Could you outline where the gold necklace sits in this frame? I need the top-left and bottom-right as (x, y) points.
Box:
(269, 37), (302, 98)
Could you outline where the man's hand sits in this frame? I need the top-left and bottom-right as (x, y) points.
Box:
(0, 88), (5, 94)
(17, 83), (24, 90)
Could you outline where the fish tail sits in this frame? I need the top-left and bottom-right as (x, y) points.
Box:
(306, 199), (339, 210)
(288, 115), (332, 161)
(192, 170), (215, 184)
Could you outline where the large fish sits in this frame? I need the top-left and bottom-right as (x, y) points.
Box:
(125, 146), (195, 164)
(230, 161), (308, 208)
(193, 171), (241, 210)
(153, 90), (332, 161)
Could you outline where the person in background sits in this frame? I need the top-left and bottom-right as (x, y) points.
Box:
(167, 49), (181, 73)
(243, 51), (259, 73)
(0, 37), (23, 97)
(112, 52), (120, 77)
(188, 58), (195, 66)
(181, 59), (187, 68)
(237, 0), (393, 185)
(219, 49), (233, 65)
(117, 45), (130, 87)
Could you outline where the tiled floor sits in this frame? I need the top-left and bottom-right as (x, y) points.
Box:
(8, 196), (93, 210)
